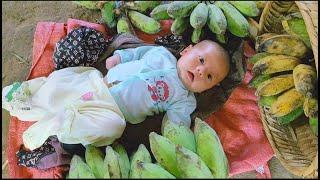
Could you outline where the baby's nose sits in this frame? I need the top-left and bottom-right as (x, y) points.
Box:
(196, 66), (206, 77)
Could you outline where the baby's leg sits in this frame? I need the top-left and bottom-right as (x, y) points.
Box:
(2, 77), (48, 121)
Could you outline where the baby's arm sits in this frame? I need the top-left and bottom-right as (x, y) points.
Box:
(105, 46), (157, 70)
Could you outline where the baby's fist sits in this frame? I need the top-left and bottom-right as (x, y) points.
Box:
(105, 54), (120, 70)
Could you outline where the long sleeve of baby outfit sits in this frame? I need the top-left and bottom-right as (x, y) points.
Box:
(2, 66), (126, 150)
(114, 46), (157, 64)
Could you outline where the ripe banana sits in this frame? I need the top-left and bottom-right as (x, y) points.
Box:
(215, 1), (249, 37)
(194, 118), (228, 178)
(293, 64), (317, 98)
(135, 162), (176, 178)
(191, 28), (204, 44)
(104, 146), (121, 178)
(270, 88), (305, 117)
(257, 34), (309, 58)
(176, 145), (214, 178)
(162, 120), (196, 152)
(149, 132), (180, 177)
(249, 74), (272, 88)
(167, 1), (199, 18)
(129, 144), (152, 178)
(207, 4), (227, 35)
(150, 3), (171, 20)
(84, 145), (105, 178)
(69, 155), (95, 178)
(228, 1), (260, 17)
(125, 1), (161, 13)
(255, 33), (278, 51)
(248, 52), (273, 64)
(277, 106), (304, 125)
(112, 142), (130, 178)
(128, 10), (161, 34)
(303, 97), (318, 118)
(256, 74), (294, 97)
(171, 17), (188, 36)
(190, 3), (208, 29)
(252, 54), (300, 75)
(101, 1), (117, 29)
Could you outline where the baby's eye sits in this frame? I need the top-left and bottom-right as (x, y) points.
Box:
(199, 56), (204, 64)
(208, 74), (212, 81)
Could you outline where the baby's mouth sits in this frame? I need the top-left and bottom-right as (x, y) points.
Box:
(187, 71), (194, 82)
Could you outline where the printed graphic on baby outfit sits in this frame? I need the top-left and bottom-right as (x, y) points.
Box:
(147, 80), (169, 102)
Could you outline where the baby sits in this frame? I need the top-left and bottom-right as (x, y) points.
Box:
(2, 34), (229, 151)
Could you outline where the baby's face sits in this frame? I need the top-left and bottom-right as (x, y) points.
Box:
(177, 41), (229, 93)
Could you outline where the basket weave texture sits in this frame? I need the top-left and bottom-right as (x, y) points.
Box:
(258, 1), (318, 178)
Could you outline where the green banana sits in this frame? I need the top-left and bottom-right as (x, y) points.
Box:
(104, 146), (121, 178)
(101, 1), (117, 29)
(258, 95), (278, 108)
(69, 155), (95, 178)
(150, 3), (171, 20)
(309, 117), (318, 136)
(191, 28), (204, 44)
(167, 1), (199, 18)
(207, 4), (227, 34)
(277, 106), (304, 125)
(171, 17), (189, 35)
(117, 16), (134, 34)
(215, 1), (249, 37)
(194, 118), (229, 178)
(129, 144), (152, 178)
(128, 10), (161, 34)
(215, 33), (228, 44)
(190, 3), (208, 29)
(248, 52), (273, 64)
(112, 142), (130, 178)
(149, 132), (180, 177)
(228, 1), (260, 17)
(84, 145), (105, 178)
(135, 162), (176, 178)
(249, 74), (272, 89)
(162, 120), (196, 152)
(176, 145), (214, 178)
(125, 1), (161, 13)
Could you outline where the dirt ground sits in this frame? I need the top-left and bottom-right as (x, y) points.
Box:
(2, 1), (300, 178)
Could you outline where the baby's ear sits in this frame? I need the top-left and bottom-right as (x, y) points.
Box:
(179, 45), (193, 56)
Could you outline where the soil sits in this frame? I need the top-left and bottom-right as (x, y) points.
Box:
(2, 1), (299, 178)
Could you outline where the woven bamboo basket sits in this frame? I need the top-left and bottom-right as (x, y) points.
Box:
(257, 1), (318, 178)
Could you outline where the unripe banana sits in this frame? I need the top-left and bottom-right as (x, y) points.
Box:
(249, 74), (272, 88)
(191, 28), (204, 44)
(176, 145), (214, 178)
(135, 162), (176, 178)
(72, 1), (100, 10)
(309, 117), (318, 136)
(215, 1), (249, 37)
(248, 52), (273, 64)
(257, 34), (309, 58)
(252, 55), (300, 75)
(256, 74), (294, 97)
(293, 64), (317, 98)
(104, 146), (121, 178)
(277, 106), (304, 125)
(149, 132), (180, 177)
(85, 145), (105, 178)
(162, 120), (196, 152)
(101, 1), (117, 29)
(194, 118), (229, 178)
(303, 97), (318, 118)
(271, 88), (305, 117)
(190, 3), (208, 29)
(128, 10), (161, 34)
(167, 1), (199, 18)
(125, 1), (161, 13)
(258, 95), (278, 108)
(215, 33), (228, 44)
(207, 4), (227, 35)
(150, 3), (171, 21)
(129, 144), (152, 178)
(171, 17), (189, 36)
(228, 1), (260, 17)
(112, 142), (130, 178)
(282, 16), (311, 48)
(69, 155), (95, 178)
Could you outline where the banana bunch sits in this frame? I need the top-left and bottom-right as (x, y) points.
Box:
(249, 29), (317, 130)
(149, 1), (259, 43)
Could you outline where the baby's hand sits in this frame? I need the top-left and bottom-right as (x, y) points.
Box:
(105, 54), (120, 70)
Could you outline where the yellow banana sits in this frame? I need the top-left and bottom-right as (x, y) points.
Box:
(129, 144), (152, 178)
(303, 97), (318, 118)
(112, 142), (130, 178)
(256, 74), (294, 97)
(84, 145), (105, 178)
(252, 54), (300, 75)
(270, 88), (305, 117)
(104, 146), (121, 178)
(176, 145), (214, 178)
(194, 118), (228, 178)
(162, 120), (196, 152)
(135, 162), (176, 178)
(293, 64), (317, 98)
